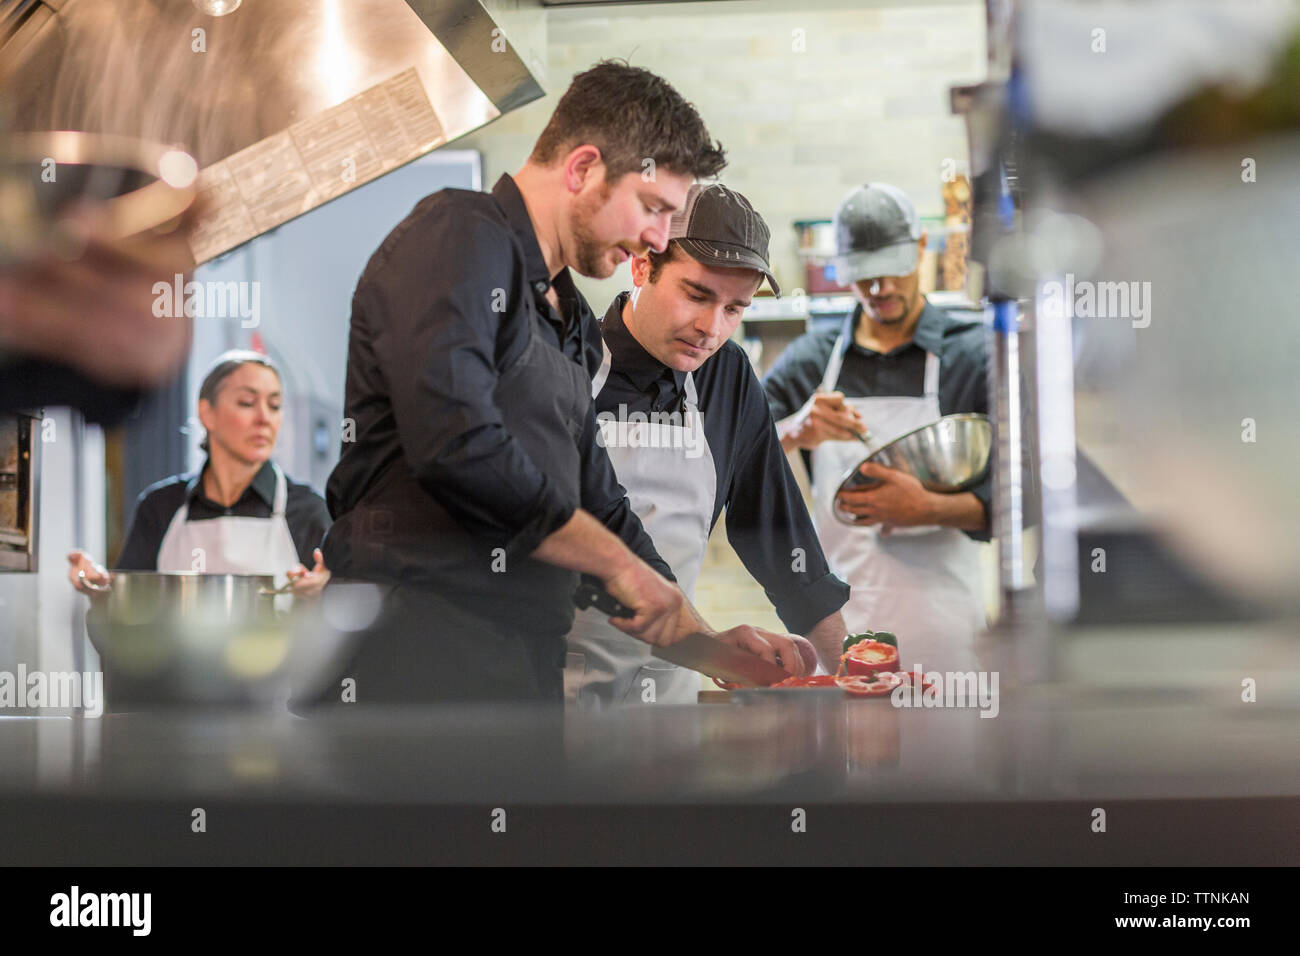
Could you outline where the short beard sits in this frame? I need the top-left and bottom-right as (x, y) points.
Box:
(870, 287), (920, 325)
(570, 181), (615, 278)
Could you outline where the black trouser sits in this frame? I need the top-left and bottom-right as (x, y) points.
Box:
(298, 583), (566, 707)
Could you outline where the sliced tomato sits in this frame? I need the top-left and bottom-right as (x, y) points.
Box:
(771, 674), (841, 689)
(840, 639), (900, 677)
(836, 672), (906, 697)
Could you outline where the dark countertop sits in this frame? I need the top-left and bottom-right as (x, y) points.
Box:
(2, 618), (1297, 863)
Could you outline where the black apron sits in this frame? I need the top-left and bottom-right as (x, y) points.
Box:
(310, 308), (591, 705)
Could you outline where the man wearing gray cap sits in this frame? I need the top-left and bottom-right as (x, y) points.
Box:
(763, 183), (991, 671)
(566, 183), (850, 708)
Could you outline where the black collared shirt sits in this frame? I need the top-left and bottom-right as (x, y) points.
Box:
(324, 174), (672, 580)
(114, 459), (331, 570)
(595, 292), (849, 635)
(762, 299), (993, 541)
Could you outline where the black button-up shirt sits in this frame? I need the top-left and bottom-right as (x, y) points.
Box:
(762, 299), (993, 541)
(325, 174), (671, 581)
(596, 292), (849, 634)
(114, 459), (331, 570)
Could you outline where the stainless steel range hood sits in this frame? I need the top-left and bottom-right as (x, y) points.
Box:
(0, 0), (547, 263)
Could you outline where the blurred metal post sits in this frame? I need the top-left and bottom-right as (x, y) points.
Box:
(954, 38), (1052, 677)
(1034, 276), (1078, 622)
(987, 298), (1030, 596)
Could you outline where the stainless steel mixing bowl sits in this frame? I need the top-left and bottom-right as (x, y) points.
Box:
(834, 413), (992, 525)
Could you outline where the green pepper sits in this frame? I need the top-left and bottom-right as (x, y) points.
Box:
(842, 632), (874, 655)
(869, 631), (898, 649)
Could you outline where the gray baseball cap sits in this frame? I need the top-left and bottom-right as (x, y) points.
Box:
(831, 183), (923, 284)
(668, 183), (780, 297)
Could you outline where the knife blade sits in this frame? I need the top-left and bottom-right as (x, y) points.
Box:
(572, 581), (788, 687)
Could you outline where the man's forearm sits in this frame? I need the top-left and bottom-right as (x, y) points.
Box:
(532, 510), (707, 622)
(926, 491), (989, 532)
(804, 611), (847, 673)
(530, 508), (639, 579)
(586, 493), (676, 580)
(534, 510), (722, 643)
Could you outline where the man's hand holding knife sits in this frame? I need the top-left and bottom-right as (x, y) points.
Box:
(535, 508), (810, 678)
(603, 565), (812, 678)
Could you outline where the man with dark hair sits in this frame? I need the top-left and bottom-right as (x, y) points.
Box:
(530, 60), (726, 186)
(567, 183), (848, 709)
(763, 183), (991, 672)
(321, 62), (805, 705)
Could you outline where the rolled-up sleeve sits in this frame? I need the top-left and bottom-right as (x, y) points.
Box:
(365, 214), (575, 558)
(577, 405), (675, 581)
(725, 375), (849, 634)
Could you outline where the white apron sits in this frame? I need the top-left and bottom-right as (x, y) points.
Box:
(810, 335), (986, 672)
(564, 342), (718, 709)
(156, 462), (302, 589)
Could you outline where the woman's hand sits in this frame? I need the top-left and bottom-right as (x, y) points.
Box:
(67, 550), (110, 594)
(287, 548), (331, 598)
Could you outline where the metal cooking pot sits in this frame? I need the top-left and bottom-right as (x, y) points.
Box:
(833, 413), (992, 526)
(80, 571), (351, 707)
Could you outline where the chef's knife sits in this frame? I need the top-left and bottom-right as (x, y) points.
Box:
(572, 582), (789, 687)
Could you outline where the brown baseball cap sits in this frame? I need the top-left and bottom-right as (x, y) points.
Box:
(667, 183), (780, 296)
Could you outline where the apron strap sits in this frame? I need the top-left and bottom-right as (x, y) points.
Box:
(158, 486), (193, 564)
(683, 370), (699, 409)
(923, 350), (940, 399)
(591, 339), (613, 398)
(269, 461), (288, 517)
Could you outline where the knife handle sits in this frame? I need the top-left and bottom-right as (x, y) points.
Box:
(573, 581), (635, 619)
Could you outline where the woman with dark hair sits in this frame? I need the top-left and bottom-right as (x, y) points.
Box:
(68, 349), (331, 597)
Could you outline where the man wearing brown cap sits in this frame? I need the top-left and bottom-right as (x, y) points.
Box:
(566, 183), (849, 709)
